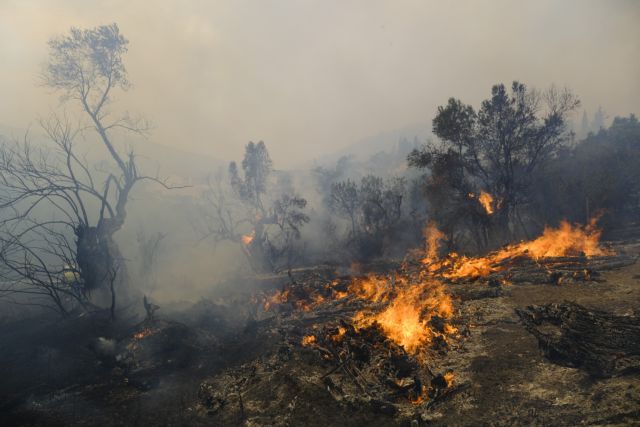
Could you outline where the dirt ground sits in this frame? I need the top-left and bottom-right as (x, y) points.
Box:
(428, 243), (640, 426)
(1, 241), (639, 426)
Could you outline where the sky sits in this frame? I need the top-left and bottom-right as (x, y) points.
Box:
(1, 0), (639, 167)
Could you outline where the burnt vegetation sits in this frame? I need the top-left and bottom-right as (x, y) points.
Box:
(0, 24), (178, 319)
(1, 23), (640, 427)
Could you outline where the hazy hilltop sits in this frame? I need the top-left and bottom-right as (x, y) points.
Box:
(128, 139), (224, 185)
(3, 1), (637, 167)
(310, 123), (429, 167)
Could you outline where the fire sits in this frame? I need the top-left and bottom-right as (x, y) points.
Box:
(252, 215), (613, 406)
(443, 253), (496, 279)
(363, 289), (428, 353)
(133, 328), (156, 340)
(478, 191), (495, 215)
(262, 272), (457, 356)
(421, 222), (445, 265)
(331, 326), (347, 342)
(311, 293), (326, 306)
(410, 386), (428, 405)
(468, 190), (496, 215)
(444, 371), (455, 387)
(241, 232), (254, 245)
(348, 275), (391, 303)
(442, 217), (612, 280)
(353, 279), (456, 354)
(263, 217), (610, 362)
(514, 217), (610, 259)
(263, 288), (289, 310)
(333, 290), (348, 299)
(301, 335), (316, 346)
(444, 324), (458, 334)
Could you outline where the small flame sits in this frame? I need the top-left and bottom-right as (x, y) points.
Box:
(444, 324), (458, 334)
(331, 327), (347, 342)
(133, 328), (156, 340)
(410, 385), (428, 404)
(301, 335), (316, 346)
(333, 290), (349, 299)
(444, 371), (455, 387)
(421, 222), (446, 265)
(478, 191), (495, 215)
(263, 288), (289, 311)
(469, 191), (496, 215)
(241, 232), (254, 245)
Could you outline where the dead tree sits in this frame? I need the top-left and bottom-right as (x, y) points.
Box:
(143, 294), (159, 323)
(265, 194), (310, 272)
(198, 143), (309, 273)
(0, 24), (174, 317)
(196, 171), (257, 268)
(136, 228), (167, 293)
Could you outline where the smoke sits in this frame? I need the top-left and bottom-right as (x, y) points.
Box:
(0, 0), (638, 313)
(0, 0), (639, 168)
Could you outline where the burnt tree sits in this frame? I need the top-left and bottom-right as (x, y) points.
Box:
(410, 82), (579, 247)
(199, 142), (309, 272)
(0, 24), (171, 317)
(328, 175), (406, 261)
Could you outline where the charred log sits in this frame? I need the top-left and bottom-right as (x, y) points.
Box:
(516, 302), (640, 378)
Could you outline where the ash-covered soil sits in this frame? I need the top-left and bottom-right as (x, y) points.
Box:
(1, 241), (639, 426)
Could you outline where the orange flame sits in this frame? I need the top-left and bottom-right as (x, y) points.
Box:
(353, 279), (456, 354)
(514, 217), (609, 259)
(241, 232), (254, 245)
(254, 216), (612, 405)
(263, 288), (289, 311)
(468, 190), (496, 215)
(444, 371), (455, 387)
(478, 191), (495, 215)
(421, 222), (446, 265)
(348, 275), (391, 303)
(332, 327), (347, 342)
(443, 253), (496, 279)
(301, 335), (316, 346)
(133, 328), (157, 340)
(443, 217), (612, 280)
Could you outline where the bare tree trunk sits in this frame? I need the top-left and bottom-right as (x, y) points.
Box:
(109, 269), (117, 322)
(495, 204), (512, 246)
(76, 225), (112, 291)
(515, 207), (530, 240)
(75, 224), (127, 317)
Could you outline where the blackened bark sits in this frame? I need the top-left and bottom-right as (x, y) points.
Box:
(75, 224), (126, 297)
(516, 302), (640, 378)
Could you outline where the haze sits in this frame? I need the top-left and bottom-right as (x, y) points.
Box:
(1, 0), (638, 167)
